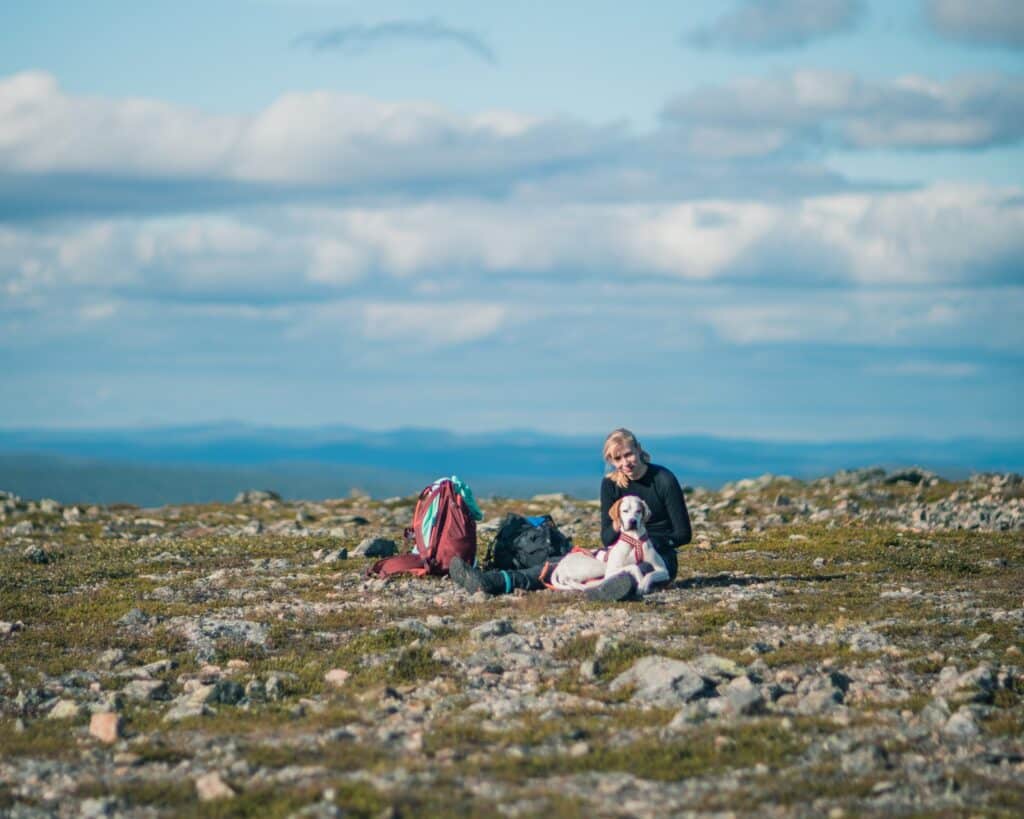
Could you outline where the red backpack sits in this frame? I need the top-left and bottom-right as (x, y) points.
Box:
(369, 478), (479, 578)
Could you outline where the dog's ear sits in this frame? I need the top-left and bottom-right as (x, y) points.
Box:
(609, 498), (623, 532)
(640, 498), (651, 522)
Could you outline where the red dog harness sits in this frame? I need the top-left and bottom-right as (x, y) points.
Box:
(616, 532), (647, 564)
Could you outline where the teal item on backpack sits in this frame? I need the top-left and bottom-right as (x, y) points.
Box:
(415, 475), (483, 556)
(449, 475), (483, 521)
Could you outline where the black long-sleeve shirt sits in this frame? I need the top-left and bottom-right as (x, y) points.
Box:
(600, 463), (692, 556)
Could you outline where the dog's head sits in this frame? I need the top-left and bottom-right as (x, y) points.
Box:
(610, 495), (650, 534)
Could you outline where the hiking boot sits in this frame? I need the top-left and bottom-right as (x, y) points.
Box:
(450, 557), (512, 595)
(585, 572), (637, 602)
(448, 556), (483, 593)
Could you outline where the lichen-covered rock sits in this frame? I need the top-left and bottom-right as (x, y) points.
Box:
(234, 490), (281, 504)
(122, 679), (170, 702)
(46, 699), (82, 720)
(610, 657), (712, 704)
(352, 537), (397, 558)
(719, 675), (765, 716)
(195, 771), (235, 801)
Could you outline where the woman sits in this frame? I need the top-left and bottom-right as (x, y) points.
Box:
(598, 427), (691, 584)
(449, 427), (691, 600)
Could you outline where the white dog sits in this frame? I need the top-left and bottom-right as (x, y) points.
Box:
(549, 495), (670, 595)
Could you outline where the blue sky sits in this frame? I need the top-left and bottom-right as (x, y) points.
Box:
(1, 0), (1022, 439)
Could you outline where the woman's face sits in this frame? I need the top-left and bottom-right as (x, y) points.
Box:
(610, 444), (644, 479)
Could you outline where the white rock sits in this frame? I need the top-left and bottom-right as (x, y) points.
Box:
(942, 708), (980, 743)
(195, 772), (235, 801)
(89, 712), (122, 743)
(47, 699), (82, 720)
(610, 656), (710, 704)
(324, 669), (350, 688)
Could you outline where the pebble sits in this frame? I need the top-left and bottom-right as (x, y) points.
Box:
(195, 771), (236, 801)
(89, 712), (122, 743)
(942, 708), (981, 743)
(324, 669), (350, 688)
(46, 699), (82, 720)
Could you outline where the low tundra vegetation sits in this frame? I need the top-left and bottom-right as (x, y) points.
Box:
(1, 479), (1021, 816)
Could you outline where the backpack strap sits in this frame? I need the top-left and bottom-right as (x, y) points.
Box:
(366, 553), (432, 578)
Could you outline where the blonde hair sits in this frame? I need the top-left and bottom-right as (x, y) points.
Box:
(603, 427), (651, 489)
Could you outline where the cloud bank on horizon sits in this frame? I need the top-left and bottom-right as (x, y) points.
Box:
(1, 0), (1021, 441)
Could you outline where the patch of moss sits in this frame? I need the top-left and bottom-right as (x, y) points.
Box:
(983, 706), (1024, 739)
(132, 741), (191, 765)
(141, 703), (299, 737)
(328, 781), (391, 818)
(553, 633), (598, 663)
(905, 655), (947, 675)
(0, 718), (77, 759)
(245, 735), (388, 773)
(76, 778), (194, 812)
(475, 717), (810, 782)
(760, 643), (850, 669)
(710, 762), (881, 812)
(390, 645), (447, 684)
(594, 639), (656, 680)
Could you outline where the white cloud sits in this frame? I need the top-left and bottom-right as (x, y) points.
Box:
(698, 287), (1024, 351)
(663, 70), (1024, 155)
(801, 184), (1024, 284)
(0, 72), (237, 176)
(78, 302), (118, 322)
(703, 303), (852, 344)
(0, 71), (616, 188)
(361, 302), (507, 346)
(925, 0), (1024, 48)
(5, 67), (1021, 217)
(3, 185), (1023, 311)
(285, 186), (1024, 289)
(307, 238), (370, 286)
(617, 201), (780, 279)
(685, 0), (865, 51)
(866, 360), (979, 377)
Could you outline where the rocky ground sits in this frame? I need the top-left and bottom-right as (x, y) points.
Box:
(1, 468), (1022, 818)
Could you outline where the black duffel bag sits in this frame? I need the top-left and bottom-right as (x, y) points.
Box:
(484, 513), (572, 570)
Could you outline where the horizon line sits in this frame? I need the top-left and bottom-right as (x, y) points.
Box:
(1, 421), (1022, 447)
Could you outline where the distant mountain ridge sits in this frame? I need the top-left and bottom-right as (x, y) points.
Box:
(1, 424), (1022, 507)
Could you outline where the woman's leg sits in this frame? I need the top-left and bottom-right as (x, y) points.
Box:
(655, 543), (678, 582)
(449, 556), (548, 595)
